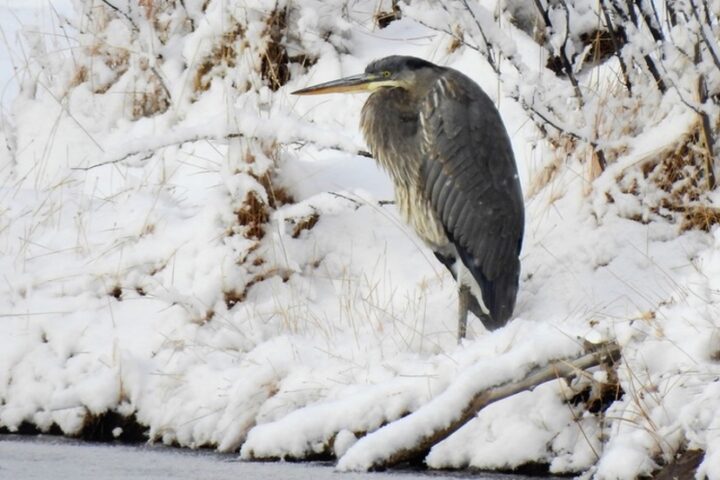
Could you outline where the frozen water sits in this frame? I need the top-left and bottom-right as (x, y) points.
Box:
(0, 436), (544, 480)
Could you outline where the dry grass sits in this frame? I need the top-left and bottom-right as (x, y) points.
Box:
(291, 213), (319, 238)
(191, 6), (316, 94)
(567, 360), (624, 414)
(679, 205), (720, 232)
(626, 125), (720, 232)
(261, 8), (290, 91)
(374, 1), (401, 29)
(224, 288), (246, 309)
(447, 25), (463, 54)
(225, 146), (305, 311)
(109, 285), (122, 300)
(224, 268), (291, 311)
(526, 135), (577, 197)
(230, 167), (295, 242)
(69, 65), (88, 89)
(581, 27), (625, 67)
(235, 191), (270, 240)
(131, 73), (170, 119)
(64, 4), (168, 116)
(193, 24), (244, 93)
(643, 130), (705, 198)
(252, 169), (295, 209)
(70, 42), (129, 94)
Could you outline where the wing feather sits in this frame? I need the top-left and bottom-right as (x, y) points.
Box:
(420, 69), (524, 325)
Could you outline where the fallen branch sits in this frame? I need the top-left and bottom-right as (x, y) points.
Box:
(338, 340), (621, 471)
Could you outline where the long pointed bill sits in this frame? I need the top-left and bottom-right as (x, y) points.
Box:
(292, 73), (395, 95)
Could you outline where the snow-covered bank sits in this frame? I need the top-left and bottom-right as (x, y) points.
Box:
(1, 1), (720, 478)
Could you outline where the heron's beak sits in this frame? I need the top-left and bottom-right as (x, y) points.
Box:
(292, 73), (397, 95)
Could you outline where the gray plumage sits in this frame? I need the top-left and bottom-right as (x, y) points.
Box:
(293, 55), (524, 340)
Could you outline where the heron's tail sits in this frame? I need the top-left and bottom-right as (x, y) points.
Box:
(433, 249), (520, 331)
(456, 249), (520, 331)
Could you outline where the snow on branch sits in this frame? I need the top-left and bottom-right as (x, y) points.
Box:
(73, 128), (368, 172)
(402, 0), (720, 232)
(338, 340), (621, 471)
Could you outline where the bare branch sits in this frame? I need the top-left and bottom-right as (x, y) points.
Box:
(510, 94), (608, 171)
(697, 75), (717, 190)
(688, 0), (720, 73)
(608, 0), (629, 22)
(71, 133), (369, 171)
(642, 53), (667, 93)
(150, 65), (172, 102)
(411, 17), (483, 55)
(99, 0), (137, 29)
(634, 0), (664, 42)
(559, 3), (584, 104)
(622, 0), (667, 92)
(532, 0), (553, 30)
(458, 0), (498, 72)
(600, 0), (633, 95)
(327, 192), (394, 208)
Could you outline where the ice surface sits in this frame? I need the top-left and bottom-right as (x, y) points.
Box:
(3, 436), (513, 480)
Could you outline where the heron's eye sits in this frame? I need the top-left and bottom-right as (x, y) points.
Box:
(382, 71), (391, 78)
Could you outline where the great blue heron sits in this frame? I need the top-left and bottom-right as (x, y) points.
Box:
(293, 56), (524, 341)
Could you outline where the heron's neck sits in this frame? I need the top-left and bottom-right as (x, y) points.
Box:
(362, 88), (419, 147)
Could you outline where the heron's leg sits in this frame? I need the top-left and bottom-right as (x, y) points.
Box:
(457, 284), (471, 342)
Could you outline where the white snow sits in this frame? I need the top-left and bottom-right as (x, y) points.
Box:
(2, 1), (720, 479)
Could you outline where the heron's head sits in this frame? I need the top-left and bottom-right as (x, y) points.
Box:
(291, 56), (439, 96)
